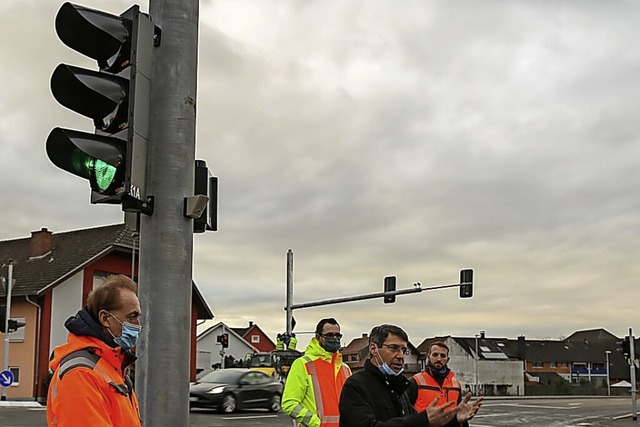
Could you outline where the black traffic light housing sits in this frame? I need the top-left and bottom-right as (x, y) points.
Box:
(459, 269), (473, 298)
(0, 306), (26, 334)
(47, 2), (157, 214)
(384, 276), (397, 304)
(217, 333), (229, 348)
(619, 336), (631, 359)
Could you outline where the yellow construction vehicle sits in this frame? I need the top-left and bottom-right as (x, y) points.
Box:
(247, 349), (303, 382)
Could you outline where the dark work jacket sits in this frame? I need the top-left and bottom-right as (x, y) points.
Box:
(339, 359), (428, 427)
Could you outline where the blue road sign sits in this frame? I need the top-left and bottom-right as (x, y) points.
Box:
(0, 370), (14, 387)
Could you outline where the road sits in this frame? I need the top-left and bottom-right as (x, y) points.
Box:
(0, 397), (637, 426)
(474, 397), (634, 427)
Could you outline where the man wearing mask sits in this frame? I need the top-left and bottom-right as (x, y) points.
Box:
(47, 274), (142, 427)
(339, 324), (482, 427)
(283, 318), (352, 427)
(408, 342), (475, 426)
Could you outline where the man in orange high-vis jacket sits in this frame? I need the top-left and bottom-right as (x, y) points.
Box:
(282, 318), (351, 427)
(408, 342), (483, 427)
(47, 275), (142, 427)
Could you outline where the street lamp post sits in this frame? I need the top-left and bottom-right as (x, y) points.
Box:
(605, 350), (611, 396)
(475, 330), (484, 395)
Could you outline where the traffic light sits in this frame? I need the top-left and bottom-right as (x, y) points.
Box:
(8, 319), (26, 333)
(193, 160), (218, 233)
(384, 276), (396, 304)
(619, 336), (631, 359)
(220, 333), (229, 348)
(46, 2), (157, 213)
(459, 269), (473, 298)
(0, 306), (25, 333)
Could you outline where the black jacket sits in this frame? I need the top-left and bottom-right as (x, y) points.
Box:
(339, 359), (428, 427)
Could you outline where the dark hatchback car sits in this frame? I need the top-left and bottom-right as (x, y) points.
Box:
(189, 368), (283, 413)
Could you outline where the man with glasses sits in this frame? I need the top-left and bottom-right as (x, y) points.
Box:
(339, 324), (482, 427)
(408, 342), (481, 426)
(283, 318), (351, 426)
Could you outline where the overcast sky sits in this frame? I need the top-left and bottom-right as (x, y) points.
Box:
(1, 0), (638, 348)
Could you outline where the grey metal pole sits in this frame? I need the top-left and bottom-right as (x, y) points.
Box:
(630, 328), (637, 421)
(474, 333), (479, 395)
(220, 325), (225, 369)
(1, 260), (13, 401)
(137, 0), (198, 425)
(605, 350), (611, 396)
(286, 249), (293, 334)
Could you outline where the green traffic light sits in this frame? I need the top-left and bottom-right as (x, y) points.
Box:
(90, 158), (117, 192)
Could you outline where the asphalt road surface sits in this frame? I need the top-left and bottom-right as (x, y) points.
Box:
(0, 397), (636, 427)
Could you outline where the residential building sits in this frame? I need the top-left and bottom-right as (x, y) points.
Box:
(341, 332), (421, 375)
(196, 321), (275, 371)
(231, 321), (276, 353)
(0, 224), (213, 401)
(416, 336), (525, 396)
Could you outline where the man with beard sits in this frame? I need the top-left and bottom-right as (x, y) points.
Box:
(408, 342), (481, 427)
(283, 318), (351, 427)
(339, 325), (482, 427)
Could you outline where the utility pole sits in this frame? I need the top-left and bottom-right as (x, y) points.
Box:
(286, 249), (293, 335)
(1, 260), (13, 401)
(605, 350), (611, 396)
(630, 328), (637, 421)
(220, 325), (226, 369)
(136, 0), (199, 425)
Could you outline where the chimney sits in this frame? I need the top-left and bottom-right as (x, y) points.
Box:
(248, 321), (253, 327)
(362, 333), (368, 338)
(30, 228), (53, 258)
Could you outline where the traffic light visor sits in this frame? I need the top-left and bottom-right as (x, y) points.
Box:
(51, 64), (129, 133)
(46, 128), (125, 194)
(55, 2), (132, 73)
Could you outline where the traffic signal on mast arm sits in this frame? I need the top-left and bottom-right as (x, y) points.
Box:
(383, 276), (397, 304)
(46, 2), (158, 213)
(459, 269), (473, 298)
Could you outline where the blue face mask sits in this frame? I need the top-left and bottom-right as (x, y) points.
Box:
(374, 347), (404, 377)
(108, 313), (142, 351)
(322, 338), (341, 353)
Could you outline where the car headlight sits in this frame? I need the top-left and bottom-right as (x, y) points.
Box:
(206, 386), (225, 394)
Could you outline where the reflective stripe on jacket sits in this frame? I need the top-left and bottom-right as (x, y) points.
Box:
(47, 333), (142, 427)
(412, 369), (461, 413)
(282, 338), (351, 427)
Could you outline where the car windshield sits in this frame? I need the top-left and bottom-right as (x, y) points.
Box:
(251, 355), (273, 367)
(198, 370), (245, 384)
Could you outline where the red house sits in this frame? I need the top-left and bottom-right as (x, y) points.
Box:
(0, 224), (213, 401)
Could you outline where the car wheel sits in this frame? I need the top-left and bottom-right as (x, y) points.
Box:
(269, 393), (281, 412)
(220, 394), (237, 413)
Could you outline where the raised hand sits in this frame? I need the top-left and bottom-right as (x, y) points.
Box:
(425, 397), (458, 427)
(455, 392), (484, 423)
